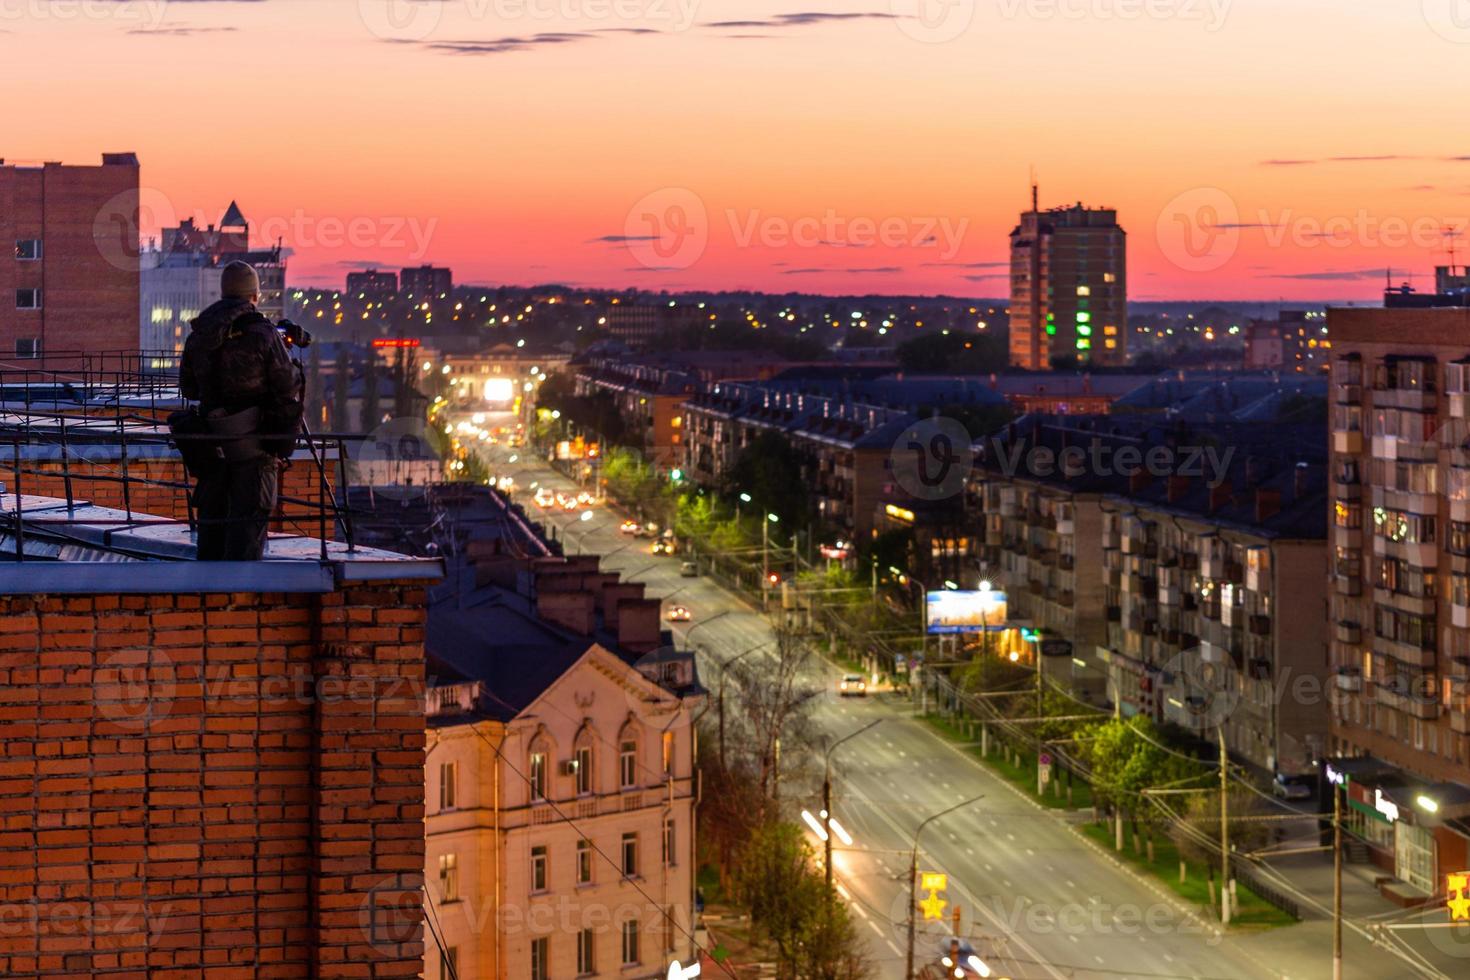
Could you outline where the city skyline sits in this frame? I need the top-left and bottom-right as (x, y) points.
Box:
(5, 0), (1470, 299)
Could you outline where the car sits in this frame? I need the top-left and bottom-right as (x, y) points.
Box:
(534, 488), (555, 508)
(1272, 772), (1315, 800)
(679, 561), (698, 578)
(619, 520), (642, 535)
(666, 605), (692, 623)
(652, 540), (675, 556)
(839, 674), (867, 697)
(577, 491), (594, 504)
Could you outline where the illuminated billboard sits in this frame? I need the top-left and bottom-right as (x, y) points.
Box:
(925, 589), (1007, 634)
(484, 377), (516, 405)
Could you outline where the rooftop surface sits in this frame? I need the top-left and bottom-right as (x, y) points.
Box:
(0, 492), (442, 593)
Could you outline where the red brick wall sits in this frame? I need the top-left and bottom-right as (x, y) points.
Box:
(0, 581), (429, 978)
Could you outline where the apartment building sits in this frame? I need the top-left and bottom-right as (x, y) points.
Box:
(0, 153), (141, 360)
(1326, 307), (1470, 894)
(1097, 451), (1328, 777)
(1009, 195), (1127, 370)
(970, 415), (1329, 775)
(414, 490), (702, 979)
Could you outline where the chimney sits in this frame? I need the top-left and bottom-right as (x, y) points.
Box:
(1293, 461), (1310, 500)
(1255, 487), (1282, 523)
(1209, 479), (1233, 512)
(1129, 468), (1151, 494)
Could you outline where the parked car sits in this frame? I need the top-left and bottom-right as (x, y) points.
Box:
(838, 674), (867, 697)
(1272, 772), (1315, 800)
(679, 561), (698, 578)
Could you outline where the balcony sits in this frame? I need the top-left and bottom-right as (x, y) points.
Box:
(1377, 636), (1437, 670)
(1335, 383), (1362, 405)
(1249, 614), (1271, 636)
(1335, 620), (1362, 644)
(1333, 574), (1362, 597)
(1374, 386), (1437, 413)
(1376, 679), (1441, 720)
(1336, 668), (1363, 692)
(1332, 429), (1363, 455)
(1453, 709), (1470, 735)
(1374, 588), (1436, 618)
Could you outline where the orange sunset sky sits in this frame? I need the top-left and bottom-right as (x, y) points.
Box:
(3, 0), (1469, 300)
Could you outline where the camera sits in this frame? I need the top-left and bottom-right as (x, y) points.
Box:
(277, 319), (313, 349)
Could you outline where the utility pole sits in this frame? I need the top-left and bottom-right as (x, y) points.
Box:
(1333, 778), (1342, 980)
(1218, 726), (1230, 927)
(906, 796), (983, 980)
(822, 720), (883, 891)
(1035, 634), (1044, 796)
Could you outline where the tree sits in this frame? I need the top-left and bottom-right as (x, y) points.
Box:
(726, 429), (810, 530)
(732, 625), (820, 806)
(733, 821), (874, 980)
(896, 331), (1007, 374)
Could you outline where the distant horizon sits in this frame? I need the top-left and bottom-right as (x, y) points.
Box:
(10, 1), (1466, 301)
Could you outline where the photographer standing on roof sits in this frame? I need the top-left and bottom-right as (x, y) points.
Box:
(179, 261), (303, 560)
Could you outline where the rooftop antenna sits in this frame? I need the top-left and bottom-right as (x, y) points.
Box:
(1443, 224), (1464, 277)
(1030, 166), (1039, 214)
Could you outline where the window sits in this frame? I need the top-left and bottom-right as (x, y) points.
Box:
(530, 751), (547, 801)
(662, 731), (674, 776)
(621, 832), (638, 878)
(15, 240), (41, 261)
(663, 818), (675, 867)
(530, 936), (549, 980)
(14, 339), (40, 360)
(619, 739), (637, 788)
(576, 838), (593, 884)
(621, 919), (640, 965)
(441, 946), (458, 979)
(577, 927), (596, 975)
(531, 845), (548, 892)
(575, 744), (593, 795)
(15, 289), (41, 310)
(439, 761), (457, 811)
(438, 853), (459, 902)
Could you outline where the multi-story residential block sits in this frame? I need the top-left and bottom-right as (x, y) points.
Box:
(1097, 451), (1328, 777)
(1243, 310), (1331, 373)
(401, 264), (453, 299)
(1326, 306), (1470, 893)
(347, 268), (399, 299)
(1009, 192), (1127, 370)
(0, 153), (141, 360)
(972, 415), (1329, 774)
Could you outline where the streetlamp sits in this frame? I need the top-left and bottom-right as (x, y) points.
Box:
(822, 720), (883, 890)
(905, 795), (984, 980)
(737, 491), (751, 524)
(763, 512), (779, 586)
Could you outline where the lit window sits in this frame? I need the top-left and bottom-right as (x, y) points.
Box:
(1076, 285), (1090, 296)
(529, 752), (547, 800)
(662, 732), (674, 776)
(15, 240), (41, 261)
(438, 853), (459, 902)
(575, 745), (593, 795)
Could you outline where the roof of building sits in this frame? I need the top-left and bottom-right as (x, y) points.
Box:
(0, 493), (442, 593)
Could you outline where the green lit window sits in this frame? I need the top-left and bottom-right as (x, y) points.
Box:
(1076, 338), (1092, 350)
(1077, 325), (1093, 337)
(1076, 312), (1091, 323)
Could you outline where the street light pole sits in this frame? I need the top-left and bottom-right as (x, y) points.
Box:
(822, 720), (883, 891)
(1333, 777), (1342, 980)
(906, 795), (983, 980)
(1219, 726), (1231, 927)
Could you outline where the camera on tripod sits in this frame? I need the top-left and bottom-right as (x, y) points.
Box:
(276, 319), (313, 349)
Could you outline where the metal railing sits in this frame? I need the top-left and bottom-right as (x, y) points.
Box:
(0, 404), (360, 561)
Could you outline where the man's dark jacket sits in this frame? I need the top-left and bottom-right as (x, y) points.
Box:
(180, 298), (301, 445)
